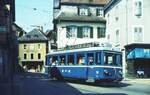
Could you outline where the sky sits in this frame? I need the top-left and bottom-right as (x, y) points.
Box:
(15, 0), (53, 32)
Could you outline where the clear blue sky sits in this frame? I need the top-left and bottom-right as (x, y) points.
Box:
(15, 0), (53, 32)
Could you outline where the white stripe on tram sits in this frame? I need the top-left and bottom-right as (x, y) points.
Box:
(55, 65), (122, 69)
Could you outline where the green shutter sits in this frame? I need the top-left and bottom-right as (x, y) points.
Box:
(102, 28), (106, 38)
(97, 27), (100, 38)
(88, 8), (91, 16)
(96, 9), (98, 16)
(77, 27), (83, 38)
(90, 27), (93, 38)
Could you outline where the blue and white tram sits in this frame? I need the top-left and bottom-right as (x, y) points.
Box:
(45, 47), (123, 82)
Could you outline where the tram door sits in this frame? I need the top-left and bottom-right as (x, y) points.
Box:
(86, 52), (95, 81)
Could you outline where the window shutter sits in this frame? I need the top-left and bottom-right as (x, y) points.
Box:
(103, 28), (106, 38)
(77, 27), (83, 38)
(78, 6), (80, 15)
(90, 27), (93, 38)
(96, 9), (99, 16)
(97, 27), (100, 38)
(66, 26), (70, 38)
(88, 8), (91, 16)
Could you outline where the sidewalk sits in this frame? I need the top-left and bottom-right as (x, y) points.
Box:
(123, 78), (150, 85)
(0, 75), (22, 95)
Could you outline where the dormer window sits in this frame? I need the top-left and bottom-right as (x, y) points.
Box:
(96, 8), (103, 17)
(34, 34), (38, 38)
(78, 6), (90, 16)
(26, 35), (31, 38)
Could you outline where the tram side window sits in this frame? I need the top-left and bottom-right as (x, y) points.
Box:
(52, 56), (58, 65)
(96, 52), (101, 65)
(87, 53), (94, 65)
(116, 54), (122, 66)
(104, 53), (115, 65)
(60, 55), (65, 65)
(68, 54), (74, 65)
(77, 53), (85, 65)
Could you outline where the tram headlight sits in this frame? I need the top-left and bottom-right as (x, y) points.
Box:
(104, 69), (110, 76)
(104, 69), (108, 74)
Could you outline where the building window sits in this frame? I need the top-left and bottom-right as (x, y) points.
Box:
(116, 30), (119, 44)
(34, 34), (38, 38)
(31, 53), (34, 59)
(38, 53), (41, 59)
(115, 17), (119, 22)
(66, 26), (77, 38)
(30, 44), (34, 50)
(96, 8), (103, 17)
(38, 44), (41, 49)
(107, 14), (110, 24)
(134, 27), (143, 42)
(134, 0), (142, 16)
(24, 53), (27, 59)
(97, 27), (106, 38)
(54, 0), (60, 8)
(78, 6), (90, 16)
(24, 44), (27, 49)
(26, 35), (31, 38)
(77, 26), (93, 38)
(82, 27), (91, 38)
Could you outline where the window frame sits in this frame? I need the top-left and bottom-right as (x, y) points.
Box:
(133, 0), (143, 17)
(38, 44), (41, 49)
(38, 53), (41, 60)
(96, 8), (103, 17)
(66, 25), (78, 38)
(97, 27), (106, 38)
(82, 26), (91, 38)
(133, 26), (144, 42)
(116, 29), (120, 44)
(23, 44), (27, 49)
(24, 53), (27, 60)
(78, 6), (90, 16)
(31, 53), (34, 60)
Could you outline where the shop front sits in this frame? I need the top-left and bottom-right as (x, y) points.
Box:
(125, 44), (150, 78)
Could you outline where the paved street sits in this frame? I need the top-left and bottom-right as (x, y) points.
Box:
(1, 73), (150, 95)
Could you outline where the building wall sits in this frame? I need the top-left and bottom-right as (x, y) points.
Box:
(54, 3), (106, 48)
(19, 43), (47, 66)
(105, 0), (150, 49)
(105, 0), (150, 76)
(57, 22), (106, 48)
(0, 0), (16, 81)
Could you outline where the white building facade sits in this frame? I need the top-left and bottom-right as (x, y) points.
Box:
(53, 0), (109, 49)
(105, 0), (150, 77)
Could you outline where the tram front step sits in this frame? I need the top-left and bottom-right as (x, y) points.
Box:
(86, 77), (95, 82)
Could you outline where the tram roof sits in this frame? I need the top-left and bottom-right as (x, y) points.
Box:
(47, 47), (121, 56)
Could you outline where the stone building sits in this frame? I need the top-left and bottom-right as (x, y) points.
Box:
(18, 29), (47, 72)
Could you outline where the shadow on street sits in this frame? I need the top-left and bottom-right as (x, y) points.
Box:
(1, 72), (129, 95)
